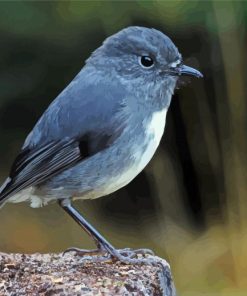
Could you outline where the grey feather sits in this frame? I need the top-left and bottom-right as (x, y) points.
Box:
(24, 72), (127, 149)
(0, 72), (128, 204)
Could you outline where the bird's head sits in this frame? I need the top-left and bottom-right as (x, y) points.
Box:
(87, 26), (202, 107)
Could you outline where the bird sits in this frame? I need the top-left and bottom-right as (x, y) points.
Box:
(0, 26), (202, 264)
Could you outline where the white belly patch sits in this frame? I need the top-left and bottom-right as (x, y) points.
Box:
(103, 108), (168, 194)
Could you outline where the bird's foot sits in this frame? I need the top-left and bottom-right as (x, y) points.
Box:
(63, 246), (157, 265)
(116, 247), (155, 257)
(109, 248), (161, 266)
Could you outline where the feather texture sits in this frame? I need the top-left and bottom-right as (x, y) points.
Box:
(0, 74), (127, 205)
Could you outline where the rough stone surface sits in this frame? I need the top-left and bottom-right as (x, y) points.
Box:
(0, 252), (176, 295)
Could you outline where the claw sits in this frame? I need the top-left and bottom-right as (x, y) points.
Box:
(62, 246), (107, 257)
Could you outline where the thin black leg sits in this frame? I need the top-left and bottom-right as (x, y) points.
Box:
(59, 199), (158, 265)
(58, 199), (117, 256)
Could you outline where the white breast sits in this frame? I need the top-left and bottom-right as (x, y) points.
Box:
(137, 108), (167, 170)
(105, 108), (168, 194)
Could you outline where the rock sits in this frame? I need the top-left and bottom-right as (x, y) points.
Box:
(0, 252), (176, 295)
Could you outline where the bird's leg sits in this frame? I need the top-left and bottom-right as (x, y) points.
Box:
(59, 199), (115, 257)
(59, 199), (157, 265)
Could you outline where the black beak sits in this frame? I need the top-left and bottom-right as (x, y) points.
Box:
(178, 64), (203, 78)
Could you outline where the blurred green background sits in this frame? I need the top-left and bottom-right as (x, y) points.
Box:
(0, 1), (247, 295)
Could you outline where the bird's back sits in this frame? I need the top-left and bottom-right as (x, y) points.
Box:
(0, 66), (130, 206)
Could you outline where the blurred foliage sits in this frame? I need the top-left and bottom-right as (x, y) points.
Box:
(0, 1), (247, 295)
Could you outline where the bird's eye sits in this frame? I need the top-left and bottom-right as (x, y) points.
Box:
(139, 56), (154, 68)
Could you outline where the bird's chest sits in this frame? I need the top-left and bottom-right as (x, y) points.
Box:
(106, 108), (168, 193)
(134, 108), (167, 171)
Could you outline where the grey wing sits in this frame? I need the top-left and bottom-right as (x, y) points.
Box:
(0, 76), (128, 205)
